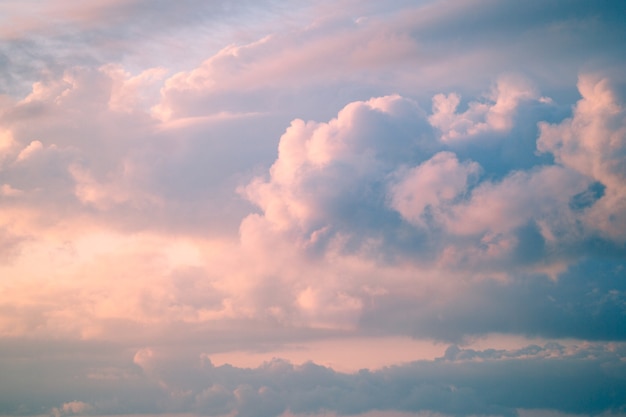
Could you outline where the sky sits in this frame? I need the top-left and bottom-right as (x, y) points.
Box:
(0, 0), (626, 416)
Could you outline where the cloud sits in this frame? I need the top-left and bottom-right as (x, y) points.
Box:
(429, 74), (541, 142)
(15, 139), (43, 161)
(234, 73), (626, 344)
(389, 151), (481, 227)
(152, 11), (427, 121)
(361, 256), (626, 342)
(241, 94), (430, 243)
(443, 165), (586, 237)
(2, 340), (625, 417)
(538, 75), (626, 241)
(0, 65), (623, 347)
(51, 401), (93, 417)
(0, 2), (625, 417)
(102, 64), (168, 114)
(0, 63), (264, 237)
(0, 127), (16, 156)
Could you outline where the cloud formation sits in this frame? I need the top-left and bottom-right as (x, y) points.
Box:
(429, 75), (541, 142)
(538, 75), (626, 241)
(0, 1), (625, 417)
(2, 341), (625, 417)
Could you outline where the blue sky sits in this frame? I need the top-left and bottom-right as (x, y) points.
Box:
(0, 1), (625, 417)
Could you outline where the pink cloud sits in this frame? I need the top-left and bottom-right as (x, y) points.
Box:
(389, 151), (481, 227)
(242, 94), (422, 238)
(102, 64), (168, 114)
(152, 11), (432, 121)
(16, 139), (43, 162)
(538, 75), (626, 240)
(429, 74), (541, 142)
(444, 165), (587, 237)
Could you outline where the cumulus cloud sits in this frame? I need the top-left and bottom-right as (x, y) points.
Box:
(444, 165), (587, 237)
(0, 2), (625, 417)
(0, 63), (261, 237)
(102, 64), (168, 114)
(0, 66), (161, 232)
(230, 78), (626, 341)
(15, 139), (43, 162)
(239, 80), (598, 277)
(429, 75), (542, 142)
(241, 94), (429, 244)
(389, 151), (481, 227)
(538, 75), (626, 241)
(0, 66), (623, 346)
